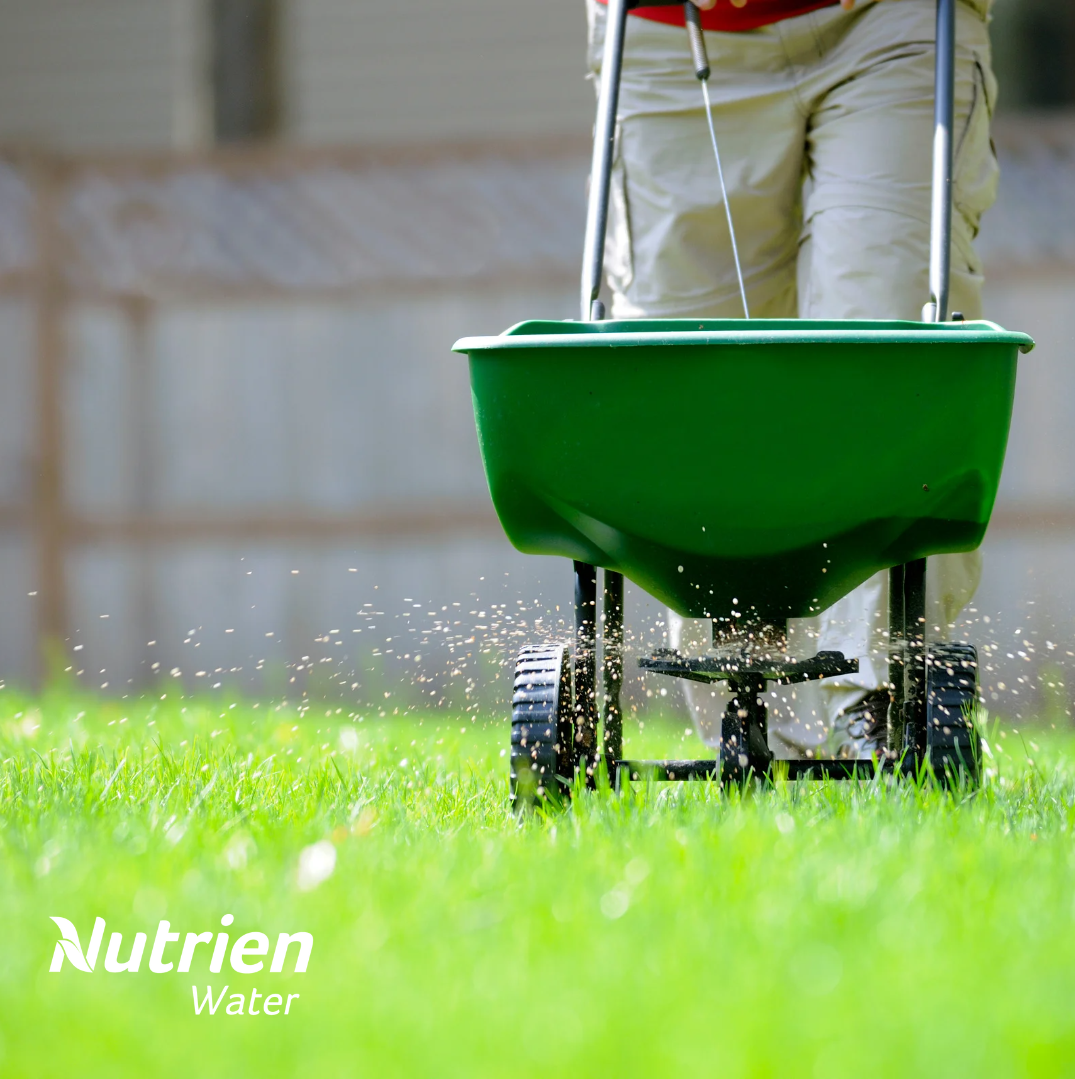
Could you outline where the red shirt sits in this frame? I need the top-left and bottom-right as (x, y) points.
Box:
(600, 1), (839, 33)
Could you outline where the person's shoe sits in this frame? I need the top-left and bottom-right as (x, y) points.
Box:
(832, 690), (890, 760)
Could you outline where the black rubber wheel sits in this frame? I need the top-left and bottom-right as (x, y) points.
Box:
(925, 642), (981, 784)
(510, 644), (574, 809)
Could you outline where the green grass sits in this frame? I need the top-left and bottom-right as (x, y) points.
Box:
(1, 691), (1074, 1077)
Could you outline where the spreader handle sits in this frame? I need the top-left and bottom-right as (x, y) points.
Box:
(925, 0), (956, 323)
(582, 2), (704, 320)
(581, 0), (627, 320)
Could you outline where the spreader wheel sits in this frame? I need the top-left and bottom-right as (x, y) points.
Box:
(510, 644), (574, 809)
(925, 642), (981, 784)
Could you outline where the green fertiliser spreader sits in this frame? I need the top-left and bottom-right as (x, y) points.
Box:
(453, 0), (1034, 802)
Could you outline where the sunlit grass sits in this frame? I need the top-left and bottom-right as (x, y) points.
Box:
(1, 690), (1073, 1077)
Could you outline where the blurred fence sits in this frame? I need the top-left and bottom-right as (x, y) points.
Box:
(0, 138), (592, 700)
(0, 116), (1074, 715)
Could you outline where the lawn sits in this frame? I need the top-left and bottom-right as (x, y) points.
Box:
(1, 690), (1073, 1078)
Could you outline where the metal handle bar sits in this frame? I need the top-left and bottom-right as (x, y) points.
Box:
(925, 0), (956, 323)
(581, 0), (691, 321)
(581, 0), (627, 320)
(581, 0), (958, 324)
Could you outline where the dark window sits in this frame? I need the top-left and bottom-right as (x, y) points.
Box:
(992, 0), (1075, 111)
(211, 0), (283, 142)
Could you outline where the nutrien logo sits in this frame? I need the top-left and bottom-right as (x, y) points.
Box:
(49, 914), (312, 1015)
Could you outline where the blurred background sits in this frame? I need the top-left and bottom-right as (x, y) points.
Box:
(0, 0), (1070, 720)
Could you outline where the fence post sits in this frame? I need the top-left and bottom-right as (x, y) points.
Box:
(31, 153), (69, 685)
(125, 295), (156, 687)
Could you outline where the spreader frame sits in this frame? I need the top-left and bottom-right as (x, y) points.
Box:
(576, 0), (967, 781)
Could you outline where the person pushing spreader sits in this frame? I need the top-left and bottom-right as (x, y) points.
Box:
(453, 0), (1033, 804)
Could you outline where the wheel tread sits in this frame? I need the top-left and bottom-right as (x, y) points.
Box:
(509, 644), (573, 809)
(926, 642), (981, 783)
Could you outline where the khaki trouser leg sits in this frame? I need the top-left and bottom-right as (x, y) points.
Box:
(589, 0), (998, 753)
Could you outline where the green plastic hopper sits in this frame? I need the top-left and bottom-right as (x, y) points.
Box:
(453, 318), (1033, 622)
